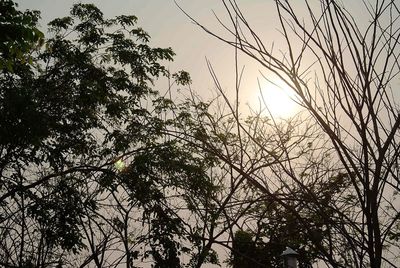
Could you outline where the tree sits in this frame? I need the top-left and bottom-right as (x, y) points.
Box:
(0, 0), (43, 71)
(181, 0), (400, 267)
(0, 2), (219, 267)
(230, 229), (312, 268)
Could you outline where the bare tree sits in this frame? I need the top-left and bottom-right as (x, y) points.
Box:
(178, 0), (400, 267)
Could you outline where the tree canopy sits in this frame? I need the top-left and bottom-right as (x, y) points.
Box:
(0, 1), (218, 267)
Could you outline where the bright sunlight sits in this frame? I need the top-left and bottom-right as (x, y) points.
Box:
(249, 77), (299, 119)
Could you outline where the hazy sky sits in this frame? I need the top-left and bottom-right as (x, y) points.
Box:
(15, 0), (370, 118)
(15, 0), (304, 117)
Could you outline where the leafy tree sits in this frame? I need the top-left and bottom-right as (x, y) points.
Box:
(0, 2), (218, 267)
(230, 230), (313, 268)
(0, 0), (43, 71)
(182, 0), (400, 267)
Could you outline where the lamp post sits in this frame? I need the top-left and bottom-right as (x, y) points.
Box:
(281, 247), (299, 268)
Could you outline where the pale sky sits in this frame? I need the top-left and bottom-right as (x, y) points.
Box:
(15, 0), (370, 118)
(15, 0), (306, 118)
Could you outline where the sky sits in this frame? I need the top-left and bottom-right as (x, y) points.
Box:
(15, 0), (305, 119)
(15, 0), (371, 119)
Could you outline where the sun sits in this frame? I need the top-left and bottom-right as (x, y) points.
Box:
(250, 78), (299, 119)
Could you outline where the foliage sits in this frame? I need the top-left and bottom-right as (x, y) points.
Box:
(230, 230), (313, 268)
(0, 2), (218, 267)
(0, 0), (43, 71)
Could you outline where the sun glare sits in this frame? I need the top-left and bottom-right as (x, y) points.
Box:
(251, 78), (299, 119)
(115, 159), (126, 172)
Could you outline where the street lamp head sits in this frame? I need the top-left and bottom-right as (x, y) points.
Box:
(281, 247), (298, 268)
(281, 247), (299, 257)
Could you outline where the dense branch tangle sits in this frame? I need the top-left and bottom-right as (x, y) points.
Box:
(184, 0), (400, 267)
